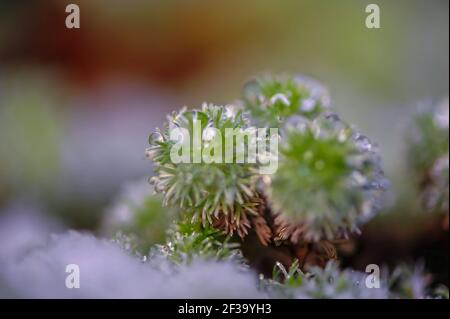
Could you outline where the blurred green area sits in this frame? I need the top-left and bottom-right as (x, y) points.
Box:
(0, 0), (448, 278)
(0, 71), (64, 195)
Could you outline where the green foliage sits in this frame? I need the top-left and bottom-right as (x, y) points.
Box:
(408, 102), (448, 175)
(136, 73), (448, 299)
(431, 285), (450, 299)
(151, 220), (243, 265)
(266, 114), (387, 241)
(262, 261), (445, 299)
(148, 103), (261, 232)
(261, 261), (388, 298)
(242, 74), (329, 128)
(271, 259), (305, 288)
(0, 77), (63, 193)
(387, 263), (450, 299)
(147, 77), (387, 243)
(407, 100), (449, 213)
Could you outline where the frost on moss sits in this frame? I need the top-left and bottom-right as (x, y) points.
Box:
(261, 261), (389, 299)
(145, 74), (388, 272)
(242, 74), (330, 128)
(266, 114), (387, 241)
(261, 261), (446, 299)
(150, 220), (244, 265)
(147, 103), (266, 240)
(407, 99), (449, 214)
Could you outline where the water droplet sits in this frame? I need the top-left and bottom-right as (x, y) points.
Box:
(149, 132), (163, 145)
(145, 147), (158, 160)
(270, 93), (290, 106)
(355, 135), (372, 152)
(168, 121), (180, 132)
(154, 181), (165, 193)
(324, 112), (336, 122)
(351, 171), (367, 185)
(225, 104), (239, 119)
(294, 75), (330, 108)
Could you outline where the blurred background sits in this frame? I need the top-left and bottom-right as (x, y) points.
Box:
(0, 0), (448, 286)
